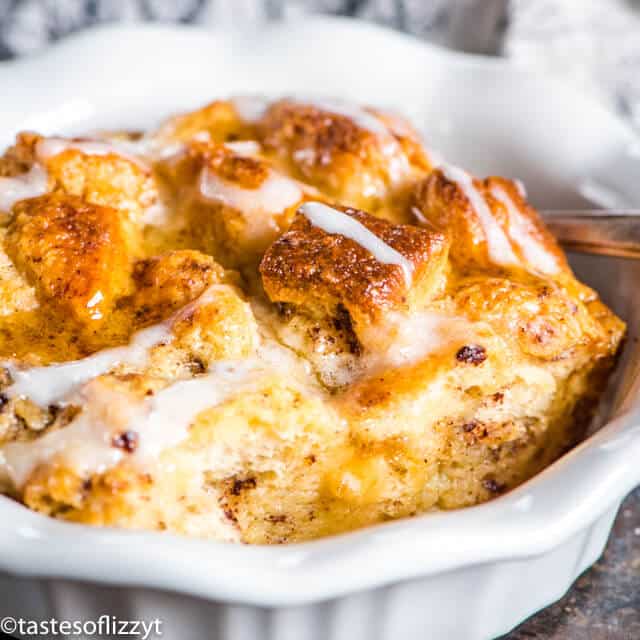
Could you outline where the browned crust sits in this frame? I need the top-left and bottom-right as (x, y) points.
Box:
(6, 193), (133, 326)
(130, 250), (226, 324)
(369, 108), (433, 172)
(161, 140), (270, 188)
(485, 176), (570, 271)
(255, 100), (431, 212)
(260, 204), (449, 327)
(212, 153), (270, 189)
(156, 100), (255, 143)
(411, 169), (569, 273)
(0, 132), (42, 177)
(0, 132), (157, 220)
(157, 140), (310, 270)
(258, 100), (378, 169)
(453, 275), (624, 360)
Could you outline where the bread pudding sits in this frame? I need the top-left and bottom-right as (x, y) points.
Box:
(0, 97), (624, 543)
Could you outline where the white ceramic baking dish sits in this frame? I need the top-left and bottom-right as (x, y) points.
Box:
(0, 16), (639, 640)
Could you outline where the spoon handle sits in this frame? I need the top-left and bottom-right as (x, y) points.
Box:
(542, 211), (640, 259)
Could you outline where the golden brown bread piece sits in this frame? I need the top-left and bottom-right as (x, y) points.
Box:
(453, 275), (607, 360)
(411, 169), (569, 273)
(255, 99), (432, 217)
(260, 205), (449, 341)
(156, 140), (310, 272)
(6, 194), (133, 328)
(156, 99), (255, 144)
(167, 283), (259, 367)
(128, 249), (260, 368)
(0, 96), (626, 544)
(21, 369), (341, 541)
(1, 132), (157, 222)
(131, 250), (227, 323)
(0, 229), (38, 315)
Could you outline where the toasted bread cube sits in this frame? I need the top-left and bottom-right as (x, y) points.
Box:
(131, 250), (228, 323)
(260, 203), (449, 344)
(159, 141), (309, 269)
(169, 283), (259, 365)
(370, 107), (433, 171)
(156, 99), (255, 144)
(256, 99), (431, 212)
(20, 366), (340, 542)
(6, 194), (133, 327)
(412, 168), (568, 274)
(453, 276), (619, 361)
(130, 250), (257, 367)
(1, 132), (157, 222)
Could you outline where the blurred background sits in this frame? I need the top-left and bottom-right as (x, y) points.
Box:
(2, 0), (640, 130)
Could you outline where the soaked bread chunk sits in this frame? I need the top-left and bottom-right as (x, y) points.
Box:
(411, 167), (568, 274)
(156, 99), (255, 144)
(260, 202), (449, 346)
(6, 194), (134, 327)
(1, 132), (157, 222)
(157, 140), (310, 271)
(131, 250), (227, 322)
(253, 98), (432, 218)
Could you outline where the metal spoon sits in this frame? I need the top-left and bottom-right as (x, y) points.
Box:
(542, 211), (640, 259)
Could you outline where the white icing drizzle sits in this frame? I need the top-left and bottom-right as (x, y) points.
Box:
(5, 323), (172, 408)
(115, 135), (260, 170)
(410, 205), (428, 225)
(3, 284), (224, 407)
(171, 283), (228, 325)
(191, 131), (212, 143)
(142, 200), (170, 225)
(0, 289), (312, 488)
(230, 95), (270, 122)
(299, 202), (413, 286)
(514, 178), (527, 199)
(425, 147), (445, 168)
(292, 97), (411, 183)
(199, 167), (302, 216)
(133, 362), (261, 459)
(0, 165), (48, 212)
(439, 164), (519, 266)
(151, 140), (189, 161)
(490, 186), (559, 275)
(123, 131), (210, 166)
(223, 140), (261, 156)
(121, 131), (207, 161)
(232, 95), (394, 139)
(384, 147), (412, 184)
(1, 360), (262, 488)
(36, 137), (150, 171)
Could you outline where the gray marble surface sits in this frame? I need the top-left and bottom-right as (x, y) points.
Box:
(504, 488), (640, 639)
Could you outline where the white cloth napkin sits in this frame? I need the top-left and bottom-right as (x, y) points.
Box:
(505, 0), (640, 130)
